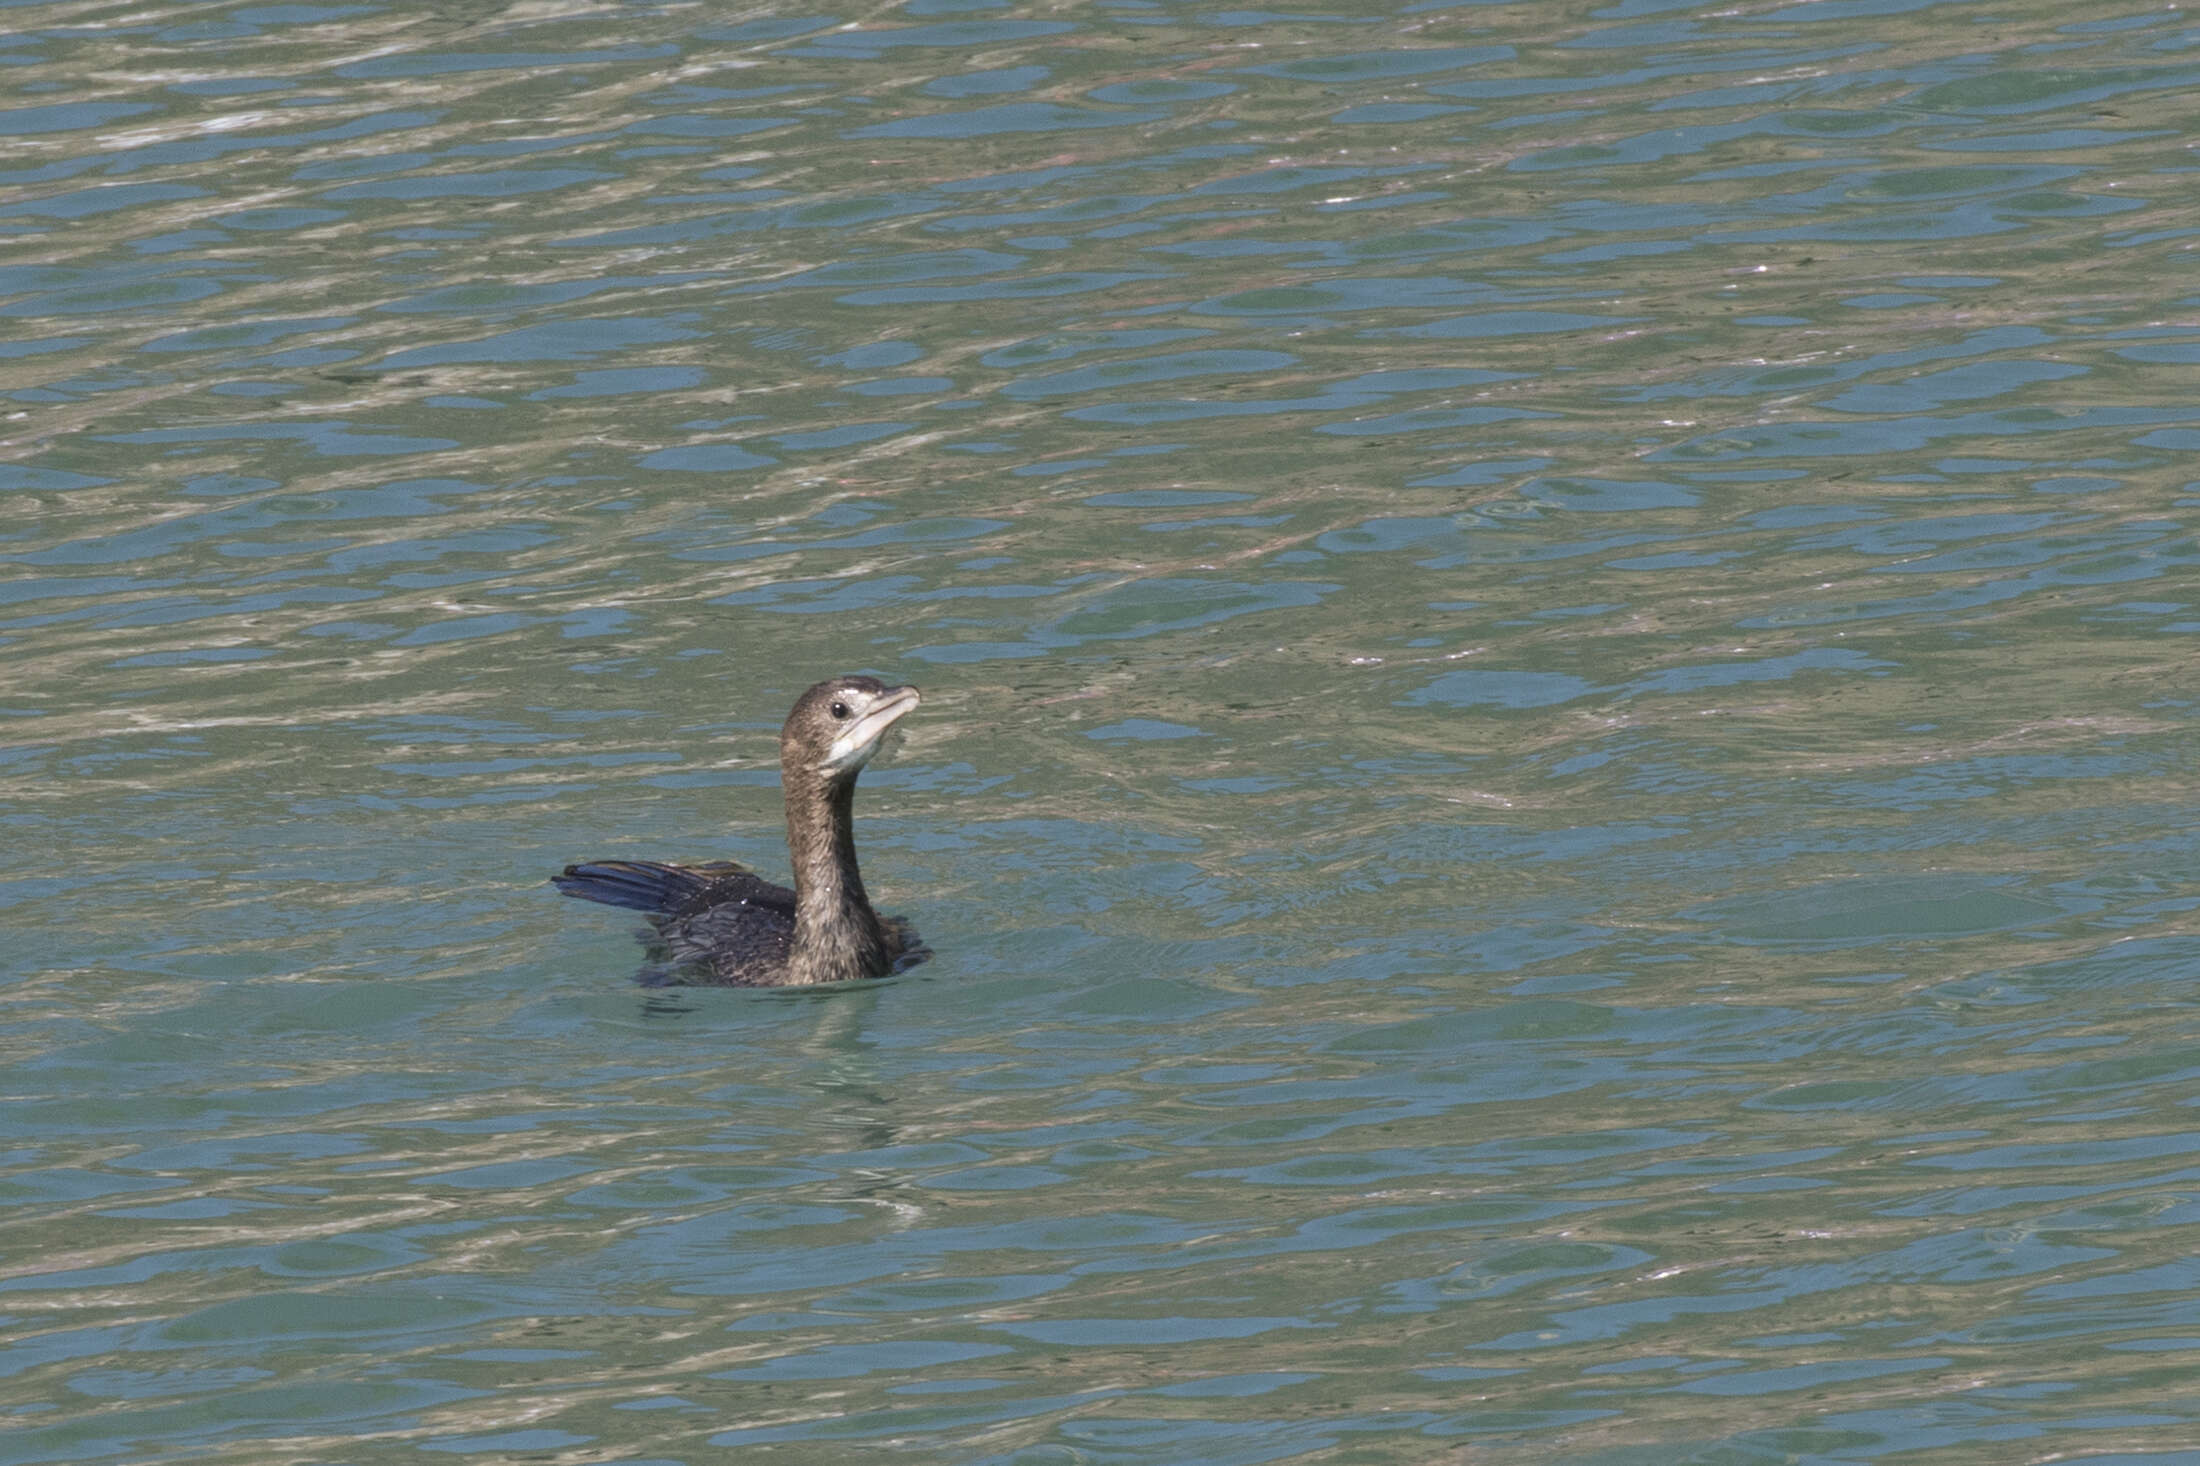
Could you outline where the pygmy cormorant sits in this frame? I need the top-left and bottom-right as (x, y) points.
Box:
(554, 676), (924, 986)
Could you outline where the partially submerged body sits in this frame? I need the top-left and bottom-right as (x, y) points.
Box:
(554, 677), (925, 987)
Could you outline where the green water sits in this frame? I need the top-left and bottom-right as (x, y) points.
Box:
(6, 0), (2200, 1460)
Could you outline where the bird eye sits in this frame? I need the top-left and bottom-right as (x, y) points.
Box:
(829, 701), (851, 720)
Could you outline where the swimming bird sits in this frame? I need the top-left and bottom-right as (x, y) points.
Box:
(554, 675), (925, 986)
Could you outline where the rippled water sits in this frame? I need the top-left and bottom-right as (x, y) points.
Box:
(8, 0), (2200, 1459)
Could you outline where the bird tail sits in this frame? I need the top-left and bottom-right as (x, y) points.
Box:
(552, 860), (726, 914)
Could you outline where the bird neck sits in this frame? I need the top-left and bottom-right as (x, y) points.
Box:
(783, 769), (891, 984)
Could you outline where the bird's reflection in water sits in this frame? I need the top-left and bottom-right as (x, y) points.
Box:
(637, 990), (700, 1020)
(797, 985), (896, 1124)
(635, 983), (908, 1178)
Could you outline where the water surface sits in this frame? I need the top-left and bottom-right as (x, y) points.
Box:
(7, 0), (2200, 1460)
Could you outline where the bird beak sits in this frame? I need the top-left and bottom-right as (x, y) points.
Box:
(824, 684), (921, 772)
